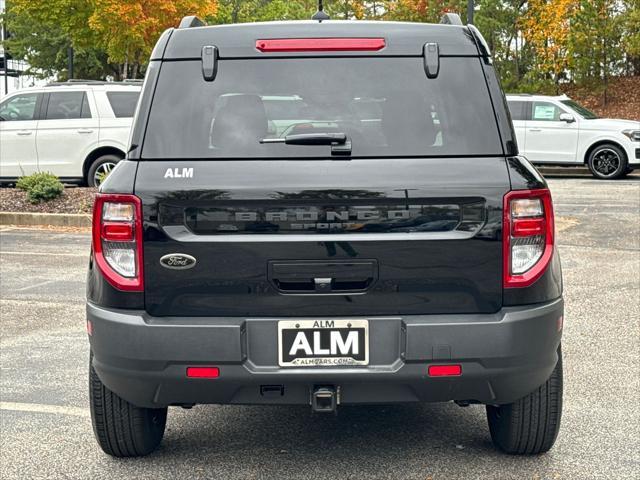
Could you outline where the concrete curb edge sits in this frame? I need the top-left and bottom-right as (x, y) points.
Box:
(0, 212), (92, 227)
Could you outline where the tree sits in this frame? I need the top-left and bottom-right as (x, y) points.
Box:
(2, 9), (115, 80)
(568, 0), (625, 104)
(520, 0), (577, 92)
(384, 1), (468, 23)
(89, 1), (218, 79)
(5, 0), (218, 80)
(209, 0), (315, 24)
(620, 0), (640, 75)
(475, 1), (531, 91)
(4, 0), (108, 79)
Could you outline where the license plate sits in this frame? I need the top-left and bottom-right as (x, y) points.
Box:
(278, 319), (369, 367)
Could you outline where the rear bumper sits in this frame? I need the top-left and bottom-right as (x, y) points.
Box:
(88, 298), (563, 408)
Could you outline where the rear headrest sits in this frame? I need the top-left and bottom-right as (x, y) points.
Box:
(211, 94), (268, 149)
(381, 92), (437, 151)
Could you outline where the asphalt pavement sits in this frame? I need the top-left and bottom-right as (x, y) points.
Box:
(1, 176), (639, 479)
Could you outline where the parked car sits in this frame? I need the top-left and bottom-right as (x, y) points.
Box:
(0, 80), (141, 186)
(506, 94), (640, 179)
(87, 14), (564, 457)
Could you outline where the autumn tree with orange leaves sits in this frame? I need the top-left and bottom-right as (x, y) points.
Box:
(5, 0), (217, 80)
(384, 1), (468, 23)
(519, 0), (577, 90)
(4, 0), (640, 99)
(89, 1), (218, 79)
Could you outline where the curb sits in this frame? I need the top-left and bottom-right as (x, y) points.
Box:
(537, 166), (592, 177)
(0, 212), (92, 227)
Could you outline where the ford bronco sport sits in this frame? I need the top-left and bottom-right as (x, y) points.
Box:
(87, 13), (564, 457)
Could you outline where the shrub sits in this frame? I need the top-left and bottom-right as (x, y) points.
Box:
(16, 172), (64, 204)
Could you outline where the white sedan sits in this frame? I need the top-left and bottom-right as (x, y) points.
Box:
(506, 94), (639, 179)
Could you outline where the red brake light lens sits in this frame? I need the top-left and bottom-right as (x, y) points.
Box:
(512, 217), (545, 237)
(101, 222), (134, 241)
(92, 194), (144, 292)
(503, 189), (554, 288)
(256, 38), (386, 52)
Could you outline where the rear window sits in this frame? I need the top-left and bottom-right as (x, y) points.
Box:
(507, 100), (529, 121)
(143, 57), (502, 159)
(106, 91), (140, 118)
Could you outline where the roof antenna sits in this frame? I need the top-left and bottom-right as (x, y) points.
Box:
(312, 0), (330, 22)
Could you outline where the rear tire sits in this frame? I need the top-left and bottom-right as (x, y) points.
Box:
(486, 346), (563, 455)
(587, 144), (628, 179)
(87, 154), (121, 187)
(89, 353), (167, 457)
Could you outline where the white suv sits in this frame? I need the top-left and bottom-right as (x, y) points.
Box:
(506, 94), (640, 179)
(0, 81), (141, 186)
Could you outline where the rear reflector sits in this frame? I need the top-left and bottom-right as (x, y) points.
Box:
(256, 38), (386, 52)
(186, 367), (220, 379)
(428, 364), (462, 377)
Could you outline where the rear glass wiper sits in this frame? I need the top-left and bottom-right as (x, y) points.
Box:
(261, 133), (351, 155)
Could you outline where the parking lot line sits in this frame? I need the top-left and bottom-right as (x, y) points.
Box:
(0, 401), (89, 418)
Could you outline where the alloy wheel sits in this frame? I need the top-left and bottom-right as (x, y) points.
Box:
(94, 161), (117, 186)
(592, 148), (621, 178)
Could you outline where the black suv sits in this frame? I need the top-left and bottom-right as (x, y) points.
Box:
(87, 14), (563, 457)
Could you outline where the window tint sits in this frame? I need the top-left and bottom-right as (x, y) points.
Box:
(106, 91), (140, 118)
(531, 102), (563, 122)
(45, 92), (91, 120)
(0, 93), (38, 121)
(507, 101), (529, 121)
(143, 57), (503, 159)
(560, 99), (598, 119)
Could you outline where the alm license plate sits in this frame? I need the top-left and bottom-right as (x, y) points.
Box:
(278, 319), (369, 367)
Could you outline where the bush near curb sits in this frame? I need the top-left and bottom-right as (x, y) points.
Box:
(16, 172), (64, 204)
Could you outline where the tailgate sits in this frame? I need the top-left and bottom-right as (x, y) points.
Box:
(136, 157), (509, 317)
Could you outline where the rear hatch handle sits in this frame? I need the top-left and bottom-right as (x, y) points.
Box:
(268, 260), (378, 295)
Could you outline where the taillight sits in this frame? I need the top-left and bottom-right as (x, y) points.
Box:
(503, 189), (554, 288)
(92, 193), (144, 291)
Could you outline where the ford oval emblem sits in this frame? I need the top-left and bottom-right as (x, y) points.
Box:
(160, 253), (196, 270)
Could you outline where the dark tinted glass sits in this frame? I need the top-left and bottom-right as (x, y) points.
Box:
(560, 99), (598, 119)
(45, 92), (91, 120)
(143, 57), (502, 159)
(507, 100), (528, 121)
(107, 91), (140, 118)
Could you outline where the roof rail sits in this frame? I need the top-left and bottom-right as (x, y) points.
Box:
(65, 79), (105, 84)
(179, 15), (206, 29)
(46, 79), (143, 87)
(440, 13), (463, 25)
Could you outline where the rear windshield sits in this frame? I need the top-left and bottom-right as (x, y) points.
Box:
(143, 57), (502, 159)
